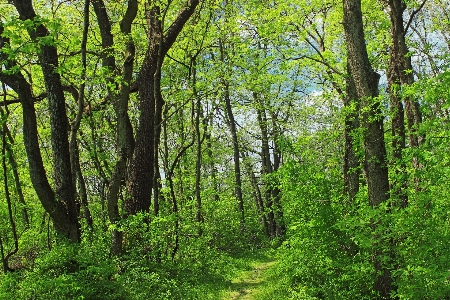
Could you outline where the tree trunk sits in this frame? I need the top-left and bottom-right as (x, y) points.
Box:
(191, 56), (204, 228)
(1, 110), (19, 272)
(343, 0), (393, 297)
(194, 101), (204, 226)
(70, 0), (93, 230)
(126, 0), (199, 215)
(343, 0), (390, 208)
(0, 107), (30, 226)
(270, 113), (286, 237)
(126, 12), (158, 214)
(242, 152), (270, 238)
(387, 0), (424, 183)
(206, 117), (220, 202)
(256, 100), (276, 237)
(2, 5), (80, 242)
(92, 0), (137, 255)
(343, 63), (361, 201)
(224, 82), (245, 232)
(388, 0), (423, 148)
(387, 44), (408, 207)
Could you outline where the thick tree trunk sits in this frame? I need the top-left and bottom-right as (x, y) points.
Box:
(125, 5), (160, 214)
(343, 0), (390, 207)
(126, 0), (199, 215)
(126, 56), (157, 214)
(4, 4), (80, 242)
(343, 0), (393, 297)
(0, 70), (70, 238)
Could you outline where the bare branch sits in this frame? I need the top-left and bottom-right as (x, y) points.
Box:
(0, 93), (47, 106)
(404, 0), (427, 35)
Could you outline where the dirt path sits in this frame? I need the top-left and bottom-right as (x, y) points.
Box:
(221, 258), (276, 300)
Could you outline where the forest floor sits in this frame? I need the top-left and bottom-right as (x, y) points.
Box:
(220, 253), (276, 300)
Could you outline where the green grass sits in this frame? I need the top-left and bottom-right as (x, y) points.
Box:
(218, 250), (278, 300)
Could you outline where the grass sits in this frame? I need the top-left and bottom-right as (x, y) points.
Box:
(219, 250), (277, 300)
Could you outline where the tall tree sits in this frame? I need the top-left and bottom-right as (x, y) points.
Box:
(387, 0), (424, 149)
(91, 0), (198, 254)
(343, 0), (392, 297)
(254, 92), (286, 237)
(217, 33), (245, 231)
(386, 0), (425, 201)
(1, 103), (18, 272)
(223, 79), (245, 231)
(1, 2), (81, 242)
(70, 0), (93, 230)
(125, 0), (199, 215)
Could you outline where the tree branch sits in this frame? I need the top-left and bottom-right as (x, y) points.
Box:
(404, 0), (427, 35)
(162, 0), (200, 55)
(0, 93), (47, 106)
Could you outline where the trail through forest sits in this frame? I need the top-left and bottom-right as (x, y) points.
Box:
(221, 255), (276, 300)
(2, 0), (450, 299)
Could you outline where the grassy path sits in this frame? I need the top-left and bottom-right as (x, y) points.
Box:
(220, 254), (276, 300)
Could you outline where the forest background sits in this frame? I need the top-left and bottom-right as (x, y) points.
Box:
(0, 0), (450, 299)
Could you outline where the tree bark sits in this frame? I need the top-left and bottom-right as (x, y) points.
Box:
(270, 114), (286, 237)
(343, 0), (390, 207)
(0, 103), (30, 226)
(92, 0), (137, 255)
(205, 118), (220, 202)
(1, 109), (19, 272)
(343, 0), (393, 297)
(13, 0), (80, 242)
(192, 58), (204, 227)
(1, 15), (80, 242)
(256, 100), (276, 237)
(242, 152), (270, 238)
(387, 0), (424, 190)
(223, 82), (245, 232)
(343, 63), (361, 201)
(70, 0), (93, 230)
(388, 0), (423, 149)
(126, 0), (199, 215)
(387, 44), (408, 207)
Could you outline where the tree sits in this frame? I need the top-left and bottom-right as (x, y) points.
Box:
(343, 0), (392, 296)
(91, 0), (200, 254)
(1, 2), (80, 242)
(216, 1), (246, 231)
(386, 0), (425, 204)
(1, 1), (450, 299)
(343, 64), (361, 201)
